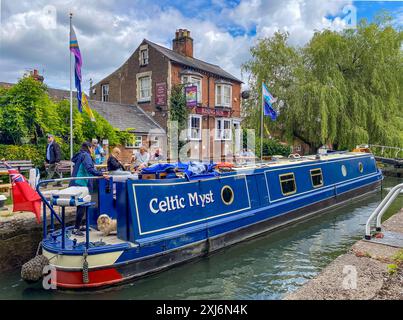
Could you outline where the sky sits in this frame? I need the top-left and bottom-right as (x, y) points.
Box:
(0, 0), (402, 92)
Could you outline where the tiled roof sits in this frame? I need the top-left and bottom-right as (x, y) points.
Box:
(88, 100), (164, 134)
(145, 40), (242, 83)
(0, 82), (79, 101)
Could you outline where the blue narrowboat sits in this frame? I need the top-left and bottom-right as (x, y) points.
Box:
(35, 151), (382, 289)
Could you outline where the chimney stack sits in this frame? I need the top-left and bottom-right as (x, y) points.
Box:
(30, 69), (44, 83)
(172, 29), (193, 58)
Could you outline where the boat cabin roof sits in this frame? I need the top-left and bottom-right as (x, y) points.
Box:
(232, 152), (369, 172)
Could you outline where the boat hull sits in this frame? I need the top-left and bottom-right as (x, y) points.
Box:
(48, 178), (381, 290)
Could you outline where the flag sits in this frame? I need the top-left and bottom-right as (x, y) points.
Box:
(262, 82), (277, 104)
(82, 93), (96, 122)
(3, 161), (41, 223)
(262, 83), (277, 120)
(70, 25), (83, 112)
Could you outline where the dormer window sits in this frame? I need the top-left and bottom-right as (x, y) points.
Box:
(139, 45), (149, 66)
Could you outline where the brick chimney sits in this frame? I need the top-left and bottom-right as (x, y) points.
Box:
(30, 69), (44, 83)
(172, 29), (193, 58)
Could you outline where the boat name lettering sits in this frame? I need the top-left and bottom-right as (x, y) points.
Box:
(149, 191), (215, 214)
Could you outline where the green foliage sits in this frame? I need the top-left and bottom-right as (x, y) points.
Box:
(0, 75), (129, 163)
(0, 144), (43, 167)
(255, 137), (291, 157)
(242, 16), (403, 153)
(169, 84), (188, 132)
(392, 249), (403, 264)
(387, 263), (398, 275)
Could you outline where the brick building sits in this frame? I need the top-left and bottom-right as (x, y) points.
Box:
(90, 29), (243, 161)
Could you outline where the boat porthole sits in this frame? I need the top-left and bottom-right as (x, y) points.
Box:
(341, 165), (347, 177)
(221, 186), (234, 205)
(358, 162), (364, 173)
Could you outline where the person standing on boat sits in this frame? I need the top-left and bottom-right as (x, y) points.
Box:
(107, 147), (125, 172)
(70, 142), (109, 236)
(44, 134), (62, 187)
(132, 146), (150, 171)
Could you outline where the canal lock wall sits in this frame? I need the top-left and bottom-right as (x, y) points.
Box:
(284, 208), (403, 300)
(0, 209), (75, 273)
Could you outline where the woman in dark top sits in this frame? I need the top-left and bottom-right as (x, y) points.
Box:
(107, 147), (125, 172)
(70, 142), (108, 236)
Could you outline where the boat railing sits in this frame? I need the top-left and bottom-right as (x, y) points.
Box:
(37, 176), (106, 250)
(364, 182), (403, 240)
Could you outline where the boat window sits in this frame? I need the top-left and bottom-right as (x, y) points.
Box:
(279, 173), (297, 196)
(310, 168), (323, 188)
(358, 162), (364, 173)
(221, 186), (234, 205)
(341, 165), (347, 177)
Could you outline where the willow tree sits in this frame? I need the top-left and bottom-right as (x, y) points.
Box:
(242, 17), (403, 152)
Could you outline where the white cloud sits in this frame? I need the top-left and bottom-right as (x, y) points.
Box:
(0, 0), (356, 91)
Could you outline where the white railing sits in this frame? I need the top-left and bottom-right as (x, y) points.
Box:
(369, 144), (402, 158)
(365, 183), (403, 239)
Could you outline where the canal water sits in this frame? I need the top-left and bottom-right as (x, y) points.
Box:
(0, 177), (401, 300)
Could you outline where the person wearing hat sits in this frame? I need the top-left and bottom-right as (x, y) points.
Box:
(70, 141), (109, 236)
(44, 134), (62, 187)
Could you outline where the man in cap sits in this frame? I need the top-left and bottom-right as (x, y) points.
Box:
(45, 134), (62, 187)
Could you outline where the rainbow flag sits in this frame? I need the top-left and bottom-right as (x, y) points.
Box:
(70, 25), (83, 112)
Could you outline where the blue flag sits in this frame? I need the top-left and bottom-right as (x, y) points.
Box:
(262, 83), (277, 120)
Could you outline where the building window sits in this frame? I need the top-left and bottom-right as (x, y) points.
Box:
(188, 115), (202, 140)
(138, 75), (151, 102)
(140, 48), (149, 66)
(310, 168), (323, 188)
(215, 118), (232, 140)
(125, 135), (142, 149)
(216, 84), (232, 107)
(101, 84), (109, 102)
(182, 75), (202, 103)
(279, 173), (297, 196)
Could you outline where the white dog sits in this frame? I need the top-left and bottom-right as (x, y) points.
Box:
(97, 214), (117, 236)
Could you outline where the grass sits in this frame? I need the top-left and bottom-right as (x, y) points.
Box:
(392, 249), (403, 264)
(387, 264), (398, 275)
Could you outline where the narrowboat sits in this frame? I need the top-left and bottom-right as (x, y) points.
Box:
(33, 151), (382, 289)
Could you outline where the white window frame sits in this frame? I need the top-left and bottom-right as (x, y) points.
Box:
(215, 118), (232, 141)
(188, 114), (202, 141)
(215, 84), (232, 108)
(136, 72), (152, 102)
(140, 48), (149, 66)
(101, 84), (109, 102)
(139, 44), (149, 66)
(182, 75), (202, 103)
(125, 135), (142, 149)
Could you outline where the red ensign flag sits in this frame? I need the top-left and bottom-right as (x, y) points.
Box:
(3, 161), (41, 223)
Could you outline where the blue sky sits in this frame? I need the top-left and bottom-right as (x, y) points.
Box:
(0, 0), (401, 90)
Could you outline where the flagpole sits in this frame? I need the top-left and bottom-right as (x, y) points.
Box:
(260, 82), (264, 162)
(69, 13), (73, 173)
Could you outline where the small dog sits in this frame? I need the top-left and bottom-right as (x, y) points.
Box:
(97, 214), (117, 236)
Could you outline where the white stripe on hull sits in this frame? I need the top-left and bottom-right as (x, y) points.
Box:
(43, 249), (123, 270)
